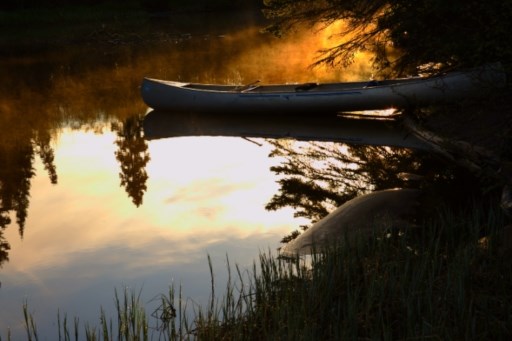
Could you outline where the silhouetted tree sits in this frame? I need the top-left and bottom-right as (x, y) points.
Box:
(264, 0), (512, 75)
(0, 130), (59, 268)
(35, 132), (58, 185)
(114, 115), (150, 207)
(0, 228), (10, 269)
(0, 210), (11, 274)
(0, 144), (35, 238)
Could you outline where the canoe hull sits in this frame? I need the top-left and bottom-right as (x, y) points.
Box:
(141, 64), (506, 113)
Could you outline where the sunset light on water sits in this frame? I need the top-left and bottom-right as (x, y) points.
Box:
(0, 7), (374, 339)
(1, 128), (304, 336)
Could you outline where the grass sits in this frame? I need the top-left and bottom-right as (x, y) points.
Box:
(3, 203), (512, 340)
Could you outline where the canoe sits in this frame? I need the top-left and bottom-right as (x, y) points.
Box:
(140, 63), (506, 113)
(143, 110), (433, 151)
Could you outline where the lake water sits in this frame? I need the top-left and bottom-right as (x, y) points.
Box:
(0, 11), (374, 339)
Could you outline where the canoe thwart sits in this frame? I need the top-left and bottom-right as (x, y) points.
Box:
(237, 80), (260, 92)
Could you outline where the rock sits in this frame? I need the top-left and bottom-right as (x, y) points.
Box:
(280, 188), (421, 257)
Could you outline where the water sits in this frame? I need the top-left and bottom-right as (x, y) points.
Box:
(1, 130), (298, 337)
(0, 11), (372, 339)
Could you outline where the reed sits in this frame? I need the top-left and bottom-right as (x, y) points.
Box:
(4, 203), (512, 340)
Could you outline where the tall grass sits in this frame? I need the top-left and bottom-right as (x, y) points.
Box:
(4, 204), (512, 340)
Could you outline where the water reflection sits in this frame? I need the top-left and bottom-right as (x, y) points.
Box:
(0, 123), (57, 241)
(0, 15), (372, 247)
(113, 115), (150, 207)
(1, 10), (376, 337)
(1, 128), (299, 337)
(143, 110), (432, 150)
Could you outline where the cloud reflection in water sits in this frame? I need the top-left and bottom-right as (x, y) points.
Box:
(0, 128), (303, 337)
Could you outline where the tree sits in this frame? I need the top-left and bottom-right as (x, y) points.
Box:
(263, 0), (512, 75)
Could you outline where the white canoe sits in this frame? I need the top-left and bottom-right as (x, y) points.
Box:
(140, 63), (506, 113)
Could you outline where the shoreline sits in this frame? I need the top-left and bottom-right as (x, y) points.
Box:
(0, 6), (268, 55)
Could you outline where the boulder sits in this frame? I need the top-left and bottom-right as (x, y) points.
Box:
(280, 188), (421, 257)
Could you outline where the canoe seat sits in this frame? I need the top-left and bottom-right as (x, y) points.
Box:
(295, 82), (318, 91)
(236, 80), (261, 92)
(240, 85), (260, 93)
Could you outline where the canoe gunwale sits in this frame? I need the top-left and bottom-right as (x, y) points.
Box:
(143, 76), (428, 95)
(141, 63), (507, 112)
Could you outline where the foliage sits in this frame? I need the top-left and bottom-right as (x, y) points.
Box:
(0, 229), (10, 269)
(263, 0), (512, 75)
(0, 119), (59, 269)
(113, 115), (150, 207)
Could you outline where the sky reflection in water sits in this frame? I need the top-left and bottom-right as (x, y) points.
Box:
(0, 12), (375, 337)
(1, 128), (303, 337)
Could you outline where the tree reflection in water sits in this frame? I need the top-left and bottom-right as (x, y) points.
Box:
(0, 230), (9, 270)
(0, 128), (58, 268)
(266, 140), (487, 244)
(113, 114), (150, 207)
(0, 112), (151, 270)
